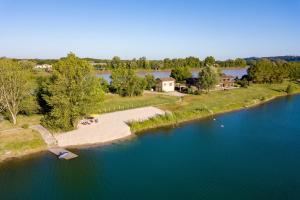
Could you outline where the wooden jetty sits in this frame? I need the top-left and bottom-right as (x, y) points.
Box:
(31, 125), (78, 160)
(49, 147), (78, 160)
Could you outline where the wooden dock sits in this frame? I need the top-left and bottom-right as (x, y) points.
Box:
(31, 125), (78, 160)
(49, 147), (78, 160)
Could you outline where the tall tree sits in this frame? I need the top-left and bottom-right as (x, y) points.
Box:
(111, 56), (121, 69)
(110, 67), (145, 96)
(0, 59), (32, 124)
(198, 66), (219, 92)
(204, 56), (216, 66)
(170, 66), (192, 82)
(144, 74), (156, 90)
(42, 53), (104, 130)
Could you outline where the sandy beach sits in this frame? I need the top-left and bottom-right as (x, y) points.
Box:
(54, 106), (165, 147)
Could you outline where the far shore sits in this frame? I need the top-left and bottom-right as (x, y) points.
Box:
(94, 67), (248, 74)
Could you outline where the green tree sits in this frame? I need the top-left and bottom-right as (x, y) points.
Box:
(234, 58), (247, 67)
(204, 56), (215, 66)
(248, 59), (286, 83)
(144, 74), (156, 90)
(42, 53), (104, 130)
(286, 84), (294, 94)
(198, 66), (219, 92)
(0, 59), (33, 124)
(111, 56), (121, 69)
(170, 66), (192, 82)
(110, 66), (145, 96)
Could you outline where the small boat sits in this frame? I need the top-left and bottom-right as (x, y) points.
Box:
(58, 151), (69, 159)
(213, 118), (216, 121)
(220, 125), (224, 128)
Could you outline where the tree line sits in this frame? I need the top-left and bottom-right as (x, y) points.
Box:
(8, 56), (250, 70)
(248, 59), (300, 83)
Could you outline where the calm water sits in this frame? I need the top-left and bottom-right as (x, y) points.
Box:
(97, 68), (247, 82)
(1, 95), (300, 200)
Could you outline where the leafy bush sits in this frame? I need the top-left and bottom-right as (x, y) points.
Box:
(21, 124), (29, 129)
(286, 84), (294, 94)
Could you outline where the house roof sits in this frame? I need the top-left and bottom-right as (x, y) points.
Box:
(157, 77), (175, 82)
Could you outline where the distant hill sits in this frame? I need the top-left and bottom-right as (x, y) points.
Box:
(245, 56), (300, 62)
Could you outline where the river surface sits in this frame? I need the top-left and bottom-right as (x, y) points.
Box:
(97, 68), (247, 82)
(0, 95), (300, 200)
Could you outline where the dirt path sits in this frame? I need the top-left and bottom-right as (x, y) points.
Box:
(30, 125), (57, 147)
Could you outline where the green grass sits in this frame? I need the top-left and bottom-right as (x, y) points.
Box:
(0, 129), (46, 162)
(0, 115), (41, 131)
(97, 93), (179, 113)
(129, 82), (300, 133)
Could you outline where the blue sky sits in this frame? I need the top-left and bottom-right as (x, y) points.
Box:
(0, 0), (299, 60)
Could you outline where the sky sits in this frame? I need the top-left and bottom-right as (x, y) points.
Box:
(0, 0), (299, 60)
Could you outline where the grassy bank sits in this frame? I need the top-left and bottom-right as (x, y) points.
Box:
(129, 82), (300, 133)
(0, 115), (41, 131)
(98, 93), (179, 113)
(0, 129), (46, 162)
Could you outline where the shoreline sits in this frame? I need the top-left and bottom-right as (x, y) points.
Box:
(129, 92), (300, 134)
(94, 67), (247, 74)
(1, 90), (299, 164)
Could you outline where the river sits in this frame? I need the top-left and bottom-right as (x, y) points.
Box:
(0, 95), (299, 200)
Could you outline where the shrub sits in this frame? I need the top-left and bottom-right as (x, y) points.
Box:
(286, 84), (294, 94)
(21, 124), (29, 129)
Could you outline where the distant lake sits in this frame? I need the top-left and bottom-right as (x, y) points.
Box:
(97, 68), (248, 82)
(1, 95), (300, 199)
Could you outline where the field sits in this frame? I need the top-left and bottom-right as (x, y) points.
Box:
(97, 93), (179, 113)
(0, 115), (41, 131)
(0, 129), (46, 162)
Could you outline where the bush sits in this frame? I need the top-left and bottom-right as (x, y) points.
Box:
(286, 84), (294, 94)
(21, 124), (29, 129)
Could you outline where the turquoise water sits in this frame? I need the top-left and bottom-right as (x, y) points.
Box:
(1, 95), (300, 200)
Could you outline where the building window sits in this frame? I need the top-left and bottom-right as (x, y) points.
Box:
(164, 83), (167, 86)
(169, 83), (173, 86)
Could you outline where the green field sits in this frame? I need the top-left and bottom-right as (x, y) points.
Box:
(0, 129), (46, 162)
(97, 93), (179, 113)
(130, 82), (300, 133)
(0, 115), (41, 131)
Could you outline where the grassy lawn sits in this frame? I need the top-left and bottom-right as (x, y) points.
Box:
(0, 115), (41, 131)
(0, 129), (46, 162)
(130, 82), (300, 133)
(97, 93), (179, 113)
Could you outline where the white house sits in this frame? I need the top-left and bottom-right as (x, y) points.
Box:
(35, 64), (52, 69)
(156, 77), (175, 92)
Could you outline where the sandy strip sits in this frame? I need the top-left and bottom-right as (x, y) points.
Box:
(54, 106), (165, 147)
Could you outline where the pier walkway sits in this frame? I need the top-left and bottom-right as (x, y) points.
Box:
(31, 125), (78, 160)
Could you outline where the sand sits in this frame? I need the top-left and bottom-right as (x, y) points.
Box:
(54, 106), (165, 147)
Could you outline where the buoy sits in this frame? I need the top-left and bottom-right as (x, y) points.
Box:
(213, 118), (216, 121)
(221, 125), (224, 128)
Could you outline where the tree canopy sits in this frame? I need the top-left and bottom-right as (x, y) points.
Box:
(0, 59), (33, 124)
(170, 66), (192, 82)
(41, 53), (104, 131)
(204, 56), (216, 66)
(110, 67), (145, 97)
(248, 59), (288, 83)
(198, 66), (219, 92)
